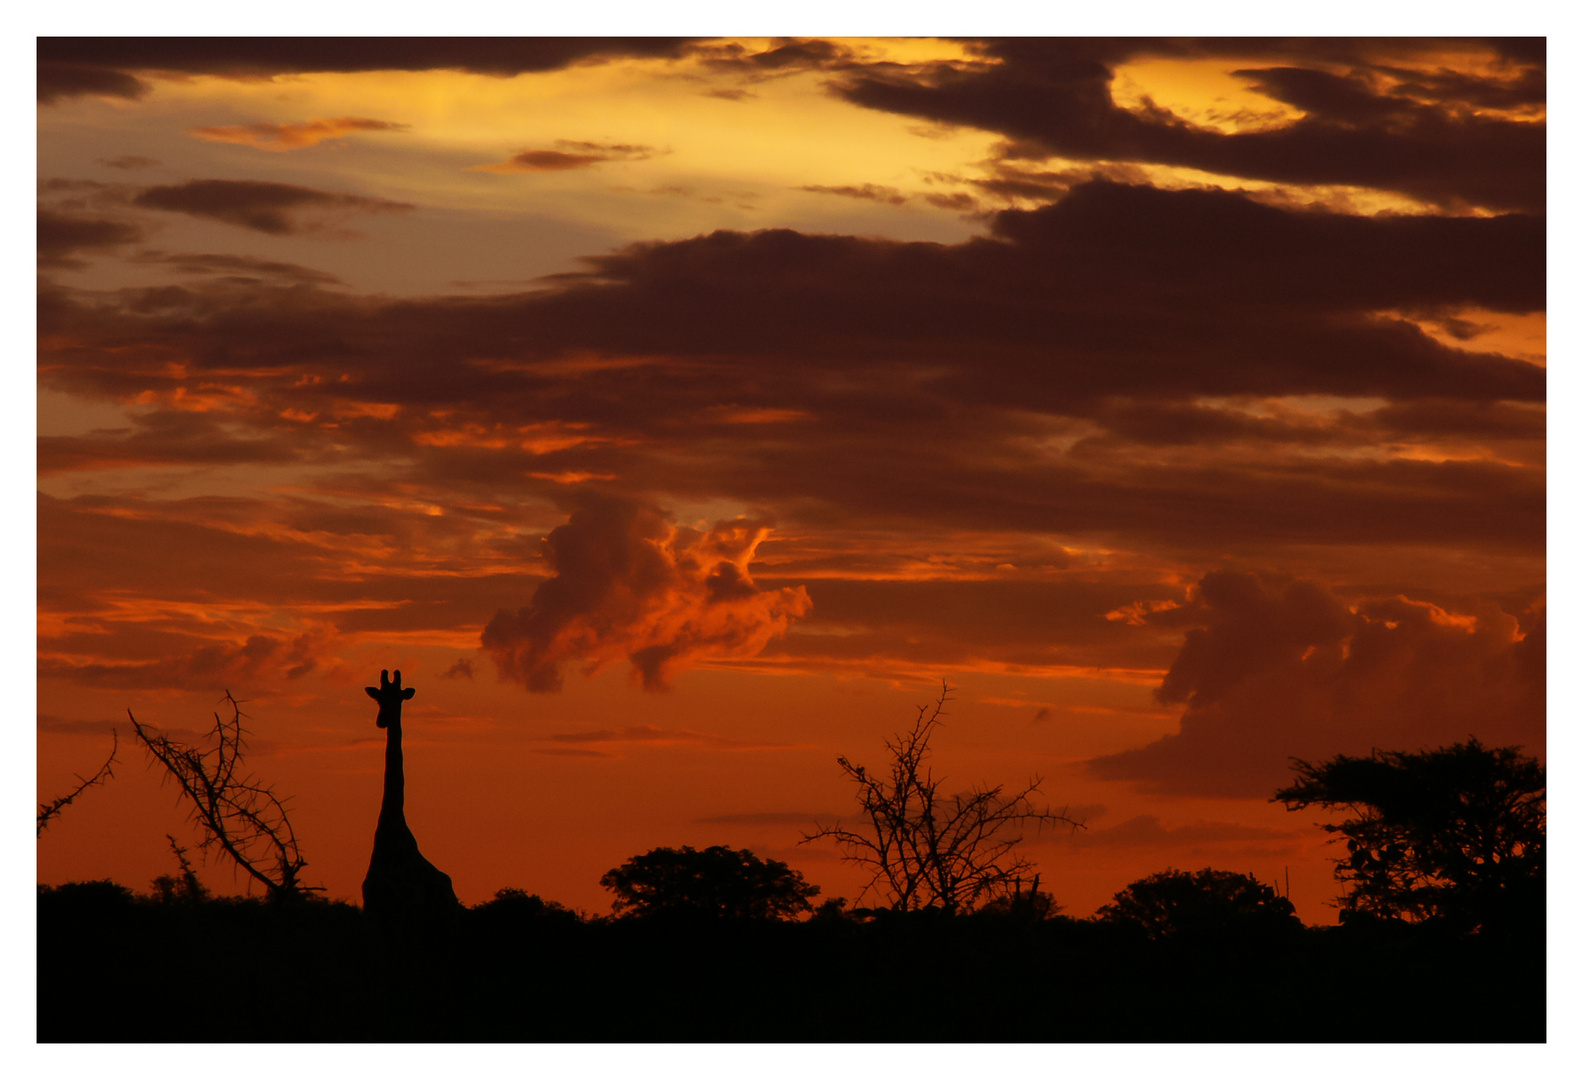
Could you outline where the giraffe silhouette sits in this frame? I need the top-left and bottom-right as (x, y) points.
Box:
(363, 669), (461, 924)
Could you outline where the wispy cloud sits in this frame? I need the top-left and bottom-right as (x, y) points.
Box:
(188, 117), (410, 152)
(472, 140), (662, 173)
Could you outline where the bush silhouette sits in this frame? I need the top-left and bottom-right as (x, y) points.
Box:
(1095, 868), (1300, 941)
(470, 887), (582, 927)
(600, 844), (819, 919)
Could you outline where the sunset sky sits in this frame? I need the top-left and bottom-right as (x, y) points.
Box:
(34, 34), (1546, 923)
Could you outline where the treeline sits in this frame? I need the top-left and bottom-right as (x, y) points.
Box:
(37, 874), (1542, 1042)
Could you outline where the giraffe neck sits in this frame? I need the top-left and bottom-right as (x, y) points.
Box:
(378, 719), (406, 829)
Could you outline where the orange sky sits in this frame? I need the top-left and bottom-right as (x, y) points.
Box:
(36, 36), (1545, 923)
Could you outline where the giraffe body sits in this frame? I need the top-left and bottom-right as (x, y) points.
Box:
(362, 670), (461, 924)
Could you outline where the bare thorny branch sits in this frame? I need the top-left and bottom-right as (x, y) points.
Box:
(803, 680), (1084, 913)
(128, 691), (322, 900)
(38, 731), (119, 837)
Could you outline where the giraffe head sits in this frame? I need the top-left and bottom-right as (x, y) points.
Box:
(365, 669), (416, 729)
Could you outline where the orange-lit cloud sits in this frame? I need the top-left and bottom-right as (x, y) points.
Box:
(473, 140), (662, 173)
(482, 496), (811, 692)
(188, 116), (410, 151)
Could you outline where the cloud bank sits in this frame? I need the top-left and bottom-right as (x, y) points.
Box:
(1088, 572), (1544, 797)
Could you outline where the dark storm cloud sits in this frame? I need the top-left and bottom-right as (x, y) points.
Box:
(832, 38), (1544, 212)
(481, 495), (811, 692)
(37, 62), (149, 104)
(37, 38), (697, 104)
(37, 180), (1542, 556)
(1087, 572), (1545, 797)
(44, 181), (1543, 403)
(131, 179), (415, 235)
(37, 209), (143, 268)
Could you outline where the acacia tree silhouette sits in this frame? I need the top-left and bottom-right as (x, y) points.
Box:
(1273, 738), (1544, 932)
(804, 681), (1082, 913)
(129, 692), (320, 900)
(601, 845), (819, 919)
(37, 731), (117, 837)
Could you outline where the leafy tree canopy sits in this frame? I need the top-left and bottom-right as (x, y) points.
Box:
(1095, 867), (1300, 941)
(1273, 739), (1544, 932)
(600, 845), (820, 920)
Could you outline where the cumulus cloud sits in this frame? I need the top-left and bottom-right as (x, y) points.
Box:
(473, 140), (660, 173)
(1088, 572), (1545, 797)
(188, 117), (410, 151)
(481, 495), (811, 692)
(131, 179), (414, 235)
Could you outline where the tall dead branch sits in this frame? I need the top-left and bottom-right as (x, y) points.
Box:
(37, 731), (119, 837)
(803, 680), (1082, 913)
(129, 692), (320, 900)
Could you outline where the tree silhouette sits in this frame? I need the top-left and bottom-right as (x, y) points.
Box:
(601, 845), (820, 919)
(37, 731), (117, 837)
(803, 681), (1082, 913)
(129, 692), (321, 901)
(1273, 739), (1544, 932)
(1095, 867), (1300, 941)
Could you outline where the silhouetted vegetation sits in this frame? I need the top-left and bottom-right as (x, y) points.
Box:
(129, 693), (321, 900)
(601, 844), (820, 920)
(1274, 739), (1544, 934)
(149, 834), (211, 904)
(37, 704), (1544, 1042)
(38, 869), (1544, 1042)
(1095, 867), (1301, 942)
(804, 681), (1083, 912)
(37, 731), (117, 837)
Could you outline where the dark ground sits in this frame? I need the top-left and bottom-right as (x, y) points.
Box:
(37, 881), (1545, 1042)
